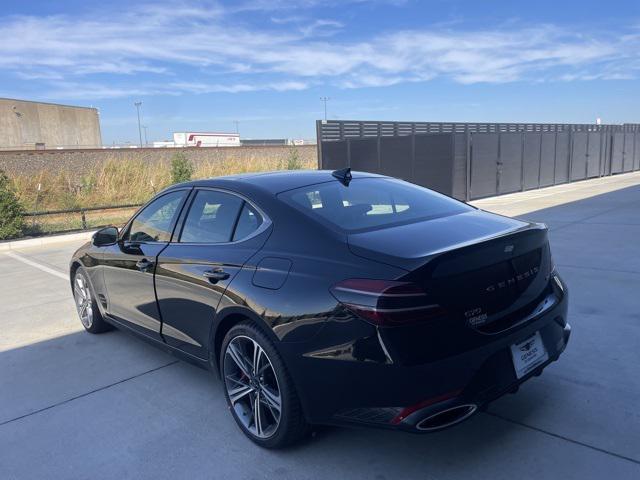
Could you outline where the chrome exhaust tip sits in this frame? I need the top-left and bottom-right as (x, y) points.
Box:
(416, 404), (477, 431)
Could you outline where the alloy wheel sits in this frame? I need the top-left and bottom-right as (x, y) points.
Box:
(223, 335), (282, 439)
(74, 274), (94, 329)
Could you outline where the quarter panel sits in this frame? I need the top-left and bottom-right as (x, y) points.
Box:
(219, 241), (407, 343)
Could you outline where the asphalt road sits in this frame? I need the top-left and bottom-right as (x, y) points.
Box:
(1, 173), (639, 479)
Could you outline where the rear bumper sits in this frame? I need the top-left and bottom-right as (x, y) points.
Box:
(282, 277), (570, 431)
(394, 321), (571, 431)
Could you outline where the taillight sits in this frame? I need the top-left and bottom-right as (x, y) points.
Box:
(330, 278), (445, 327)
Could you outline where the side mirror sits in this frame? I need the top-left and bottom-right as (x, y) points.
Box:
(92, 226), (119, 247)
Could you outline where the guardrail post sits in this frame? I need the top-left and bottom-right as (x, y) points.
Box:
(32, 183), (42, 227)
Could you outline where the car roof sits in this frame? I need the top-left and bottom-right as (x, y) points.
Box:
(171, 169), (388, 194)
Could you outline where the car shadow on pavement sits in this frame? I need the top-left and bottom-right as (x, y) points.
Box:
(0, 328), (560, 479)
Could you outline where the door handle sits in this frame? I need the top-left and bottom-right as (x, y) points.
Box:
(203, 268), (230, 282)
(136, 258), (154, 272)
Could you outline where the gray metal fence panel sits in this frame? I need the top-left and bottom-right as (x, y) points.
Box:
(586, 132), (602, 178)
(623, 133), (635, 172)
(611, 133), (625, 173)
(413, 134), (454, 196)
(452, 133), (468, 200)
(320, 140), (348, 170)
(571, 132), (588, 181)
(317, 121), (640, 200)
(539, 133), (556, 187)
(602, 131), (611, 176)
(498, 133), (523, 194)
(523, 133), (542, 190)
(380, 136), (412, 179)
(349, 137), (378, 172)
(471, 133), (499, 198)
(554, 132), (571, 184)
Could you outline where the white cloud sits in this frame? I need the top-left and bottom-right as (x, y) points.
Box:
(235, 0), (406, 12)
(38, 79), (309, 100)
(167, 80), (308, 94)
(43, 81), (160, 100)
(1, 2), (639, 99)
(300, 19), (344, 37)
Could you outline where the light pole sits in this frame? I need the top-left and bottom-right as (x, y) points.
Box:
(142, 125), (149, 146)
(320, 97), (330, 121)
(234, 120), (240, 134)
(134, 101), (143, 147)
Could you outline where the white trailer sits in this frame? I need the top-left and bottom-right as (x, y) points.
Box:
(173, 132), (240, 147)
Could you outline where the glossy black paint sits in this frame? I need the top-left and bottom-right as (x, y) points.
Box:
(71, 170), (570, 431)
(92, 226), (118, 247)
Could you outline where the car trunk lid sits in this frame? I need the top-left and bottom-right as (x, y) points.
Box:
(348, 210), (553, 338)
(347, 210), (531, 271)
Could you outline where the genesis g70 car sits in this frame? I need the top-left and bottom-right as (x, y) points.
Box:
(70, 169), (570, 448)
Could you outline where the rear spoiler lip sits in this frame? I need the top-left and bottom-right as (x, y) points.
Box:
(346, 219), (547, 273)
(421, 221), (547, 259)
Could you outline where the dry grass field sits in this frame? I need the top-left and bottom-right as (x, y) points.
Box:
(7, 149), (315, 236)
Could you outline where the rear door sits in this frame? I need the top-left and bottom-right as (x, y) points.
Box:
(102, 189), (189, 340)
(155, 188), (271, 359)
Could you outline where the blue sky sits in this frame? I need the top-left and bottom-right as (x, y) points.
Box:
(2, 0), (640, 144)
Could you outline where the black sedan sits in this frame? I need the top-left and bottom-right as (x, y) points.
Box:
(70, 169), (570, 448)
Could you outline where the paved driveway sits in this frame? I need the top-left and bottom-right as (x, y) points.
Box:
(1, 173), (639, 479)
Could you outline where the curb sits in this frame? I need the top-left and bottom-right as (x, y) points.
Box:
(0, 230), (95, 252)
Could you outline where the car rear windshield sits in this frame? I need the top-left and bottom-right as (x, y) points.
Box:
(278, 177), (472, 233)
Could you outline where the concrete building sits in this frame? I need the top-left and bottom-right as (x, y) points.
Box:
(0, 98), (102, 150)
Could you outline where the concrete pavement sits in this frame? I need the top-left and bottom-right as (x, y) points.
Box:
(1, 173), (639, 479)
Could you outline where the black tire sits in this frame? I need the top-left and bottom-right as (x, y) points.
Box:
(220, 321), (309, 448)
(73, 267), (112, 334)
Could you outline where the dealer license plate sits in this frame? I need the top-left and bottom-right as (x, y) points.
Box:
(510, 331), (549, 379)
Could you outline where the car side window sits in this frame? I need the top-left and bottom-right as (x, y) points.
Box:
(180, 190), (244, 243)
(127, 191), (186, 243)
(233, 202), (263, 241)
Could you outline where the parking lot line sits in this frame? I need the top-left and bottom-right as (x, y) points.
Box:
(4, 251), (68, 281)
(486, 412), (640, 466)
(0, 360), (179, 428)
